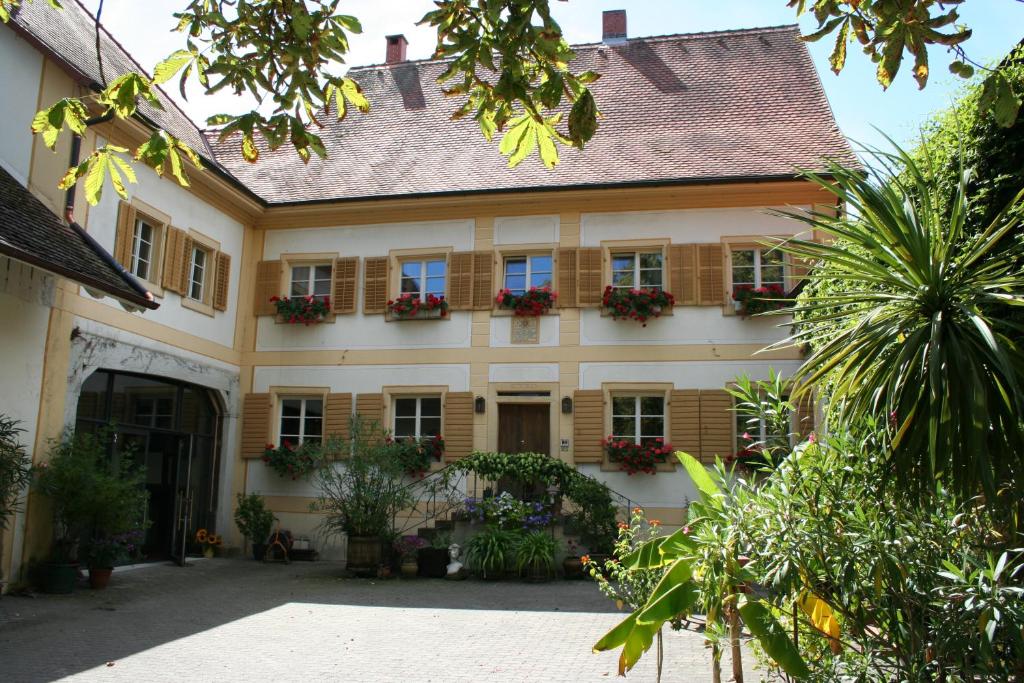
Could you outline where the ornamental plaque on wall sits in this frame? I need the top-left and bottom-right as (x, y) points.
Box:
(510, 316), (540, 344)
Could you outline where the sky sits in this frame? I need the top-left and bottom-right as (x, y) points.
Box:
(80, 0), (1023, 152)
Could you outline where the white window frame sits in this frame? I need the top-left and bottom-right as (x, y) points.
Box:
(289, 263), (333, 302)
(131, 217), (158, 281)
(392, 395), (443, 440)
(187, 245), (210, 302)
(610, 394), (666, 445)
(502, 254), (554, 294)
(610, 250), (664, 290)
(399, 258), (446, 302)
(278, 396), (324, 447)
(730, 248), (786, 291)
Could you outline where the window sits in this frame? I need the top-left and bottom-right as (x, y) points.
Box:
(734, 403), (788, 454)
(400, 259), (446, 301)
(730, 248), (785, 296)
(393, 396), (442, 439)
(611, 395), (665, 445)
(279, 397), (323, 447)
(131, 395), (175, 429)
(131, 217), (158, 281)
(611, 251), (663, 289)
(290, 264), (332, 301)
(503, 254), (553, 294)
(188, 245), (210, 302)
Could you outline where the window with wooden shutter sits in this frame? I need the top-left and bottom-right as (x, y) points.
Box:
(556, 248), (577, 308)
(363, 257), (389, 314)
(324, 392), (353, 456)
(442, 392), (474, 461)
(162, 227), (193, 295)
(699, 389), (733, 464)
(254, 260), (282, 316)
(471, 251), (494, 310)
(697, 244), (725, 306)
(576, 247), (603, 307)
(795, 391), (816, 441)
(330, 256), (359, 314)
(355, 392), (384, 431)
(241, 393), (271, 458)
(113, 200), (136, 269)
(669, 244), (698, 306)
(213, 252), (231, 311)
(447, 252), (474, 310)
(572, 389), (604, 463)
(670, 389), (701, 460)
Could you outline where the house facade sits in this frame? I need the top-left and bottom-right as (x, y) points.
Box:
(0, 4), (849, 582)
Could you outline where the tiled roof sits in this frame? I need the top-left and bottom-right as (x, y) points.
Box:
(0, 165), (157, 310)
(211, 25), (856, 204)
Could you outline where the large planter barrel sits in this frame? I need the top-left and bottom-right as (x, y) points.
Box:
(346, 536), (382, 577)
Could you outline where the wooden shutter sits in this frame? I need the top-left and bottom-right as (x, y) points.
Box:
(699, 389), (733, 464)
(670, 389), (701, 460)
(241, 393), (271, 458)
(795, 391), (816, 441)
(253, 260), (282, 316)
(471, 251), (494, 310)
(161, 227), (185, 293)
(443, 392), (474, 461)
(447, 251), (475, 310)
(787, 253), (812, 292)
(362, 257), (389, 314)
(556, 248), (577, 308)
(331, 256), (359, 314)
(573, 389), (605, 463)
(213, 252), (231, 311)
(113, 200), (136, 268)
(324, 393), (353, 451)
(697, 244), (725, 305)
(669, 244), (698, 306)
(576, 247), (603, 307)
(355, 393), (384, 430)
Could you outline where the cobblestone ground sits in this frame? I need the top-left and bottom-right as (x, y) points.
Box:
(0, 559), (759, 682)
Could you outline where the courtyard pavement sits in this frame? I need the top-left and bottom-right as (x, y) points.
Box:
(0, 559), (758, 682)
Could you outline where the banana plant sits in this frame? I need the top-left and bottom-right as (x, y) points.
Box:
(593, 452), (810, 679)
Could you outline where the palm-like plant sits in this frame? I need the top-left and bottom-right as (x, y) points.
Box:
(774, 142), (1024, 499)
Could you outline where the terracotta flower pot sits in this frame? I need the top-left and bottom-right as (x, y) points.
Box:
(88, 567), (113, 590)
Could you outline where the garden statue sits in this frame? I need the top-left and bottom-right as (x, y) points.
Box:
(445, 543), (467, 580)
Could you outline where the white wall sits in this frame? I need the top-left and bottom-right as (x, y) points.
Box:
(580, 207), (807, 347)
(257, 220), (475, 351)
(0, 28), (43, 183)
(493, 215), (559, 245)
(86, 143), (245, 349)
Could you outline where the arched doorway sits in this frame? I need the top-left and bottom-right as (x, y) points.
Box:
(75, 370), (222, 561)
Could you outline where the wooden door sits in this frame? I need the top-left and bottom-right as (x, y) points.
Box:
(498, 404), (550, 455)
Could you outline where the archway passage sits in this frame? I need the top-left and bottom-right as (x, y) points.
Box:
(75, 370), (222, 561)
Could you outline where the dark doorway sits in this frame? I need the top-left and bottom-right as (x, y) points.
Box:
(497, 403), (550, 500)
(75, 370), (221, 562)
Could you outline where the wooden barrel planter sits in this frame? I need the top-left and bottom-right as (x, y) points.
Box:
(346, 536), (382, 576)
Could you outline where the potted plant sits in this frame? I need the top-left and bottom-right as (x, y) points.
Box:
(495, 286), (557, 316)
(313, 418), (416, 577)
(195, 529), (223, 558)
(234, 493), (275, 561)
(418, 531), (451, 578)
(394, 535), (427, 578)
(601, 286), (675, 326)
(0, 415), (32, 592)
(732, 283), (788, 316)
(387, 435), (444, 477)
(387, 293), (449, 320)
(34, 429), (148, 593)
(262, 440), (325, 480)
(563, 538), (585, 580)
(465, 527), (519, 580)
(270, 295), (331, 325)
(515, 531), (558, 582)
(602, 437), (674, 475)
(80, 530), (142, 589)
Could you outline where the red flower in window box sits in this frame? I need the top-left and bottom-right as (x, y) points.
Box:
(732, 283), (788, 316)
(271, 295), (331, 325)
(262, 440), (326, 480)
(602, 436), (673, 475)
(495, 286), (557, 316)
(388, 435), (445, 477)
(387, 293), (449, 319)
(601, 286), (674, 326)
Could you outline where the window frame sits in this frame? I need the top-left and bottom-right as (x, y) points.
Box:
(276, 253), (340, 324)
(387, 248), (452, 320)
(721, 236), (796, 316)
(391, 394), (444, 441)
(181, 229), (221, 317)
(126, 199), (170, 296)
(502, 253), (554, 295)
(289, 262), (334, 302)
(398, 257), (448, 302)
(609, 250), (665, 291)
(276, 395), (325, 447)
(600, 382), (674, 472)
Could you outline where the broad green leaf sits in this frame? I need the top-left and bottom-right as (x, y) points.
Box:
(568, 90), (597, 148)
(341, 79), (370, 114)
(154, 50), (193, 85)
(593, 612), (638, 652)
(637, 580), (699, 625)
(676, 451), (719, 498)
(738, 601), (811, 678)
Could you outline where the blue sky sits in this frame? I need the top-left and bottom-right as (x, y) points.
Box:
(83, 0), (1023, 151)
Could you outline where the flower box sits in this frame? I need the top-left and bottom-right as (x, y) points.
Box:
(732, 283), (788, 316)
(271, 295), (331, 325)
(387, 435), (445, 476)
(387, 293), (449, 320)
(603, 437), (673, 475)
(601, 286), (674, 326)
(495, 287), (557, 316)
(262, 441), (325, 480)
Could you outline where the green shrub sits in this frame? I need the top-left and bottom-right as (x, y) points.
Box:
(465, 527), (519, 578)
(234, 493), (275, 546)
(0, 415), (31, 529)
(514, 530), (558, 578)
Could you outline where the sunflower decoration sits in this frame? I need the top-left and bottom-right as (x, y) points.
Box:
(194, 528), (223, 557)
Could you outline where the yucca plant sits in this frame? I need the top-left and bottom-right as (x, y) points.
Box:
(514, 530), (558, 581)
(774, 141), (1024, 499)
(465, 527), (519, 579)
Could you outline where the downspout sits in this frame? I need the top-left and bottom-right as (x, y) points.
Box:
(63, 111), (155, 304)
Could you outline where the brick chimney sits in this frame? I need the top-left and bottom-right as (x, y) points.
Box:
(602, 10), (627, 44)
(385, 34), (408, 64)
